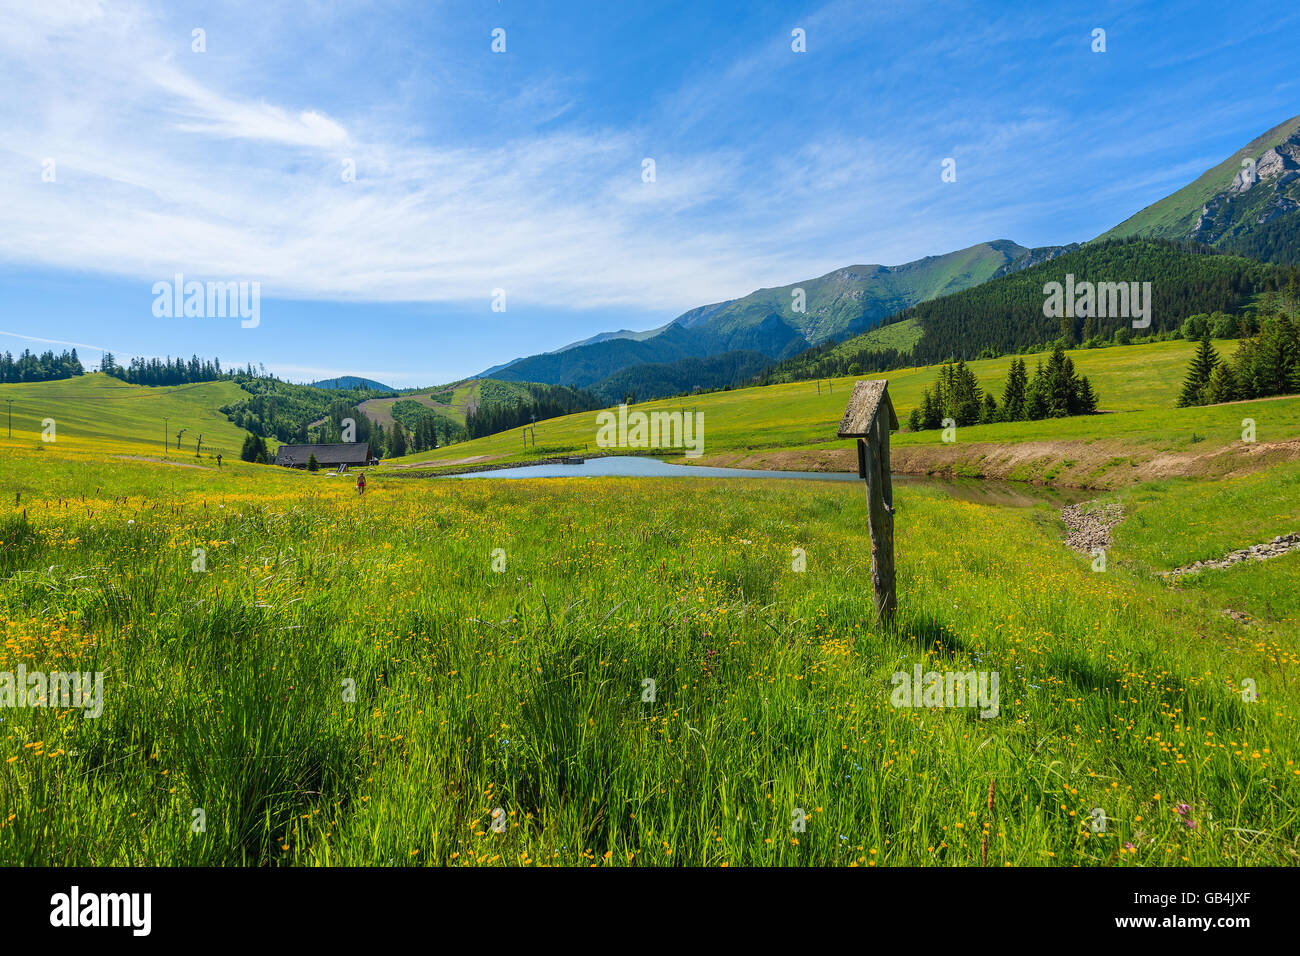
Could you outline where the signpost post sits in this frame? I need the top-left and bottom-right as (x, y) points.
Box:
(837, 380), (900, 626)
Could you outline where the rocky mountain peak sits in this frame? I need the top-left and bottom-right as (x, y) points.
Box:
(1194, 128), (1300, 244)
(1230, 129), (1300, 193)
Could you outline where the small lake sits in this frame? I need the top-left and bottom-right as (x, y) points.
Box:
(445, 456), (1088, 507)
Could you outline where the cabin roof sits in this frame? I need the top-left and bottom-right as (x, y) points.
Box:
(836, 380), (899, 437)
(274, 442), (373, 466)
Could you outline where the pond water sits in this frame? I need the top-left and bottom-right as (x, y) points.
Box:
(444, 456), (1089, 507)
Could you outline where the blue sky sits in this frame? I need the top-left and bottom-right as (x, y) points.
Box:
(2, 0), (1298, 387)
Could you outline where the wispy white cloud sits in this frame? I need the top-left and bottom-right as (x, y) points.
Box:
(3, 0), (1289, 342)
(151, 63), (352, 149)
(0, 0), (1087, 320)
(0, 329), (117, 354)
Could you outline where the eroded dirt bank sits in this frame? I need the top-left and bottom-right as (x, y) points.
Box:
(692, 437), (1300, 489)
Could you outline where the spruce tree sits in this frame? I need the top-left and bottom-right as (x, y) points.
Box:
(1177, 336), (1219, 407)
(1025, 360), (1048, 420)
(1044, 346), (1073, 417)
(1206, 363), (1238, 404)
(951, 361), (982, 426)
(1076, 376), (1098, 413)
(1001, 358), (1027, 421)
(389, 421), (408, 457)
(980, 392), (998, 424)
(920, 387), (941, 430)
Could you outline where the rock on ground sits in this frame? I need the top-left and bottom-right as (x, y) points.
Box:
(1165, 532), (1300, 579)
(1061, 501), (1124, 554)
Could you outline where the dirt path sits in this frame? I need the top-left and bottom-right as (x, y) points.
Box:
(697, 437), (1300, 490)
(462, 380), (480, 418)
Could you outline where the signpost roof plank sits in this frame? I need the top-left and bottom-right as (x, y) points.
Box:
(837, 380), (899, 437)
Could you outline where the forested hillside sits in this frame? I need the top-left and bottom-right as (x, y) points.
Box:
(902, 239), (1294, 365)
(769, 239), (1295, 380)
(220, 378), (395, 444)
(590, 350), (772, 403)
(463, 381), (603, 439)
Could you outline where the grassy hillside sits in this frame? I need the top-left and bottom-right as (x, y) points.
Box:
(0, 373), (252, 459)
(10, 339), (1299, 492)
(759, 317), (924, 385)
(356, 381), (487, 430)
(390, 337), (1300, 487)
(2, 440), (1296, 865)
(684, 240), (1033, 347)
(1098, 113), (1300, 242)
(845, 316), (924, 355)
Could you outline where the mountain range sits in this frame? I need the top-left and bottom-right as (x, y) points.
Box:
(474, 112), (1300, 401)
(485, 240), (1072, 396)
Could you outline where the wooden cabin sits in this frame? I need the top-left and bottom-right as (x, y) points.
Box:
(273, 442), (376, 469)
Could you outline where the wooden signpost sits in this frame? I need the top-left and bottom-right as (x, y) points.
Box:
(837, 380), (900, 626)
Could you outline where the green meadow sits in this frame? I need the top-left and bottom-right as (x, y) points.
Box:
(392, 338), (1300, 478)
(1, 337), (1297, 867)
(0, 438), (1297, 865)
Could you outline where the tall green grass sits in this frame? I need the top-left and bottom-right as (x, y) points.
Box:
(1, 447), (1295, 865)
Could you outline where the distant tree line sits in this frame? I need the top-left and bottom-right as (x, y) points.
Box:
(593, 350), (772, 404)
(0, 348), (85, 382)
(0, 346), (275, 387)
(97, 352), (252, 386)
(908, 347), (1098, 431)
(899, 240), (1294, 366)
(384, 416), (439, 457)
